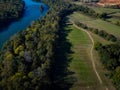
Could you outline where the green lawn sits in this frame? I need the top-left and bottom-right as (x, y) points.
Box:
(65, 25), (105, 90)
(68, 12), (120, 39)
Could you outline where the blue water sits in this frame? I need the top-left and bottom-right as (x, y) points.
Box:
(0, 0), (49, 48)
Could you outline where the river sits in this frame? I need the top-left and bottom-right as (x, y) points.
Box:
(0, 0), (49, 48)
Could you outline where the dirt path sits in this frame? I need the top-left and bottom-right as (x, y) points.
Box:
(70, 20), (108, 90)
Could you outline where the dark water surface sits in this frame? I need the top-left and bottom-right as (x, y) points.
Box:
(0, 0), (49, 48)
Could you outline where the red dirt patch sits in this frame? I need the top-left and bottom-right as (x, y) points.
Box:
(98, 0), (120, 6)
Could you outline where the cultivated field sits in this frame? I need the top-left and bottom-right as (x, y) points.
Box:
(68, 12), (120, 39)
(107, 12), (120, 23)
(90, 6), (120, 14)
(87, 5), (120, 26)
(90, 32), (112, 45)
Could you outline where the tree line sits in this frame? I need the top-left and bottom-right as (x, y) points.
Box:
(95, 43), (120, 90)
(0, 0), (74, 90)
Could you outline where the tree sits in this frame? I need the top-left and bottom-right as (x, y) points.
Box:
(112, 67), (120, 89)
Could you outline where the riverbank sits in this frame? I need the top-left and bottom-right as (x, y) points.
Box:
(0, 0), (49, 49)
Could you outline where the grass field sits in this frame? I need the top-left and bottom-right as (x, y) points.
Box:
(107, 12), (120, 23)
(65, 25), (107, 90)
(89, 32), (112, 45)
(71, 1), (120, 27)
(68, 12), (120, 39)
(86, 5), (120, 27)
(64, 4), (118, 89)
(72, 1), (120, 14)
(90, 6), (120, 14)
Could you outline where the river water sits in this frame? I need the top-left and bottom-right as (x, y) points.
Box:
(0, 0), (49, 48)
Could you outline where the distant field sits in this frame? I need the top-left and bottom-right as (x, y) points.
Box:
(71, 1), (120, 24)
(89, 32), (112, 45)
(65, 25), (106, 90)
(108, 12), (120, 23)
(87, 6), (120, 25)
(89, 6), (120, 14)
(68, 12), (120, 38)
(73, 1), (120, 14)
(112, 12), (120, 16)
(107, 18), (119, 24)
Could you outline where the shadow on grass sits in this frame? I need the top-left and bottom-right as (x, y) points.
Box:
(50, 22), (77, 90)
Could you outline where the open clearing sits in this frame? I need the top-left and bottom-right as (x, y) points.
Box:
(68, 12), (120, 39)
(65, 25), (110, 90)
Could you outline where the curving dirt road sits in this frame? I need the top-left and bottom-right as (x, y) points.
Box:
(70, 20), (108, 90)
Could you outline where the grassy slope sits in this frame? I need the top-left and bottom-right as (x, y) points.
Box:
(65, 25), (106, 90)
(69, 12), (120, 38)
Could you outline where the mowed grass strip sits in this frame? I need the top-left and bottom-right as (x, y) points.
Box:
(68, 12), (120, 38)
(65, 25), (102, 90)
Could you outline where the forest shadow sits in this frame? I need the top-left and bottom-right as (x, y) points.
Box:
(50, 19), (76, 90)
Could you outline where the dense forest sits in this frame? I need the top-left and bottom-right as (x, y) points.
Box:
(0, 0), (73, 90)
(0, 0), (25, 28)
(95, 43), (120, 90)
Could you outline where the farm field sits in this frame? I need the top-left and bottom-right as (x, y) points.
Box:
(89, 32), (112, 45)
(88, 6), (120, 25)
(90, 6), (120, 14)
(72, 1), (120, 14)
(69, 0), (120, 26)
(68, 12), (120, 39)
(107, 12), (120, 23)
(64, 25), (112, 90)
